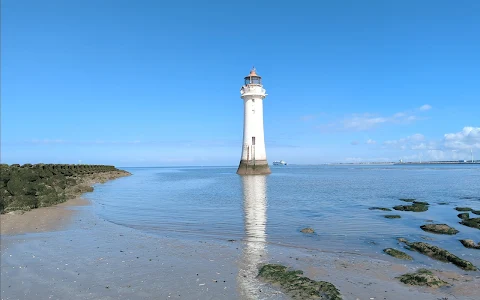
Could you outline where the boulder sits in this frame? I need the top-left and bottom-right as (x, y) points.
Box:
(393, 202), (429, 212)
(398, 239), (477, 271)
(383, 248), (412, 260)
(369, 207), (392, 211)
(300, 227), (315, 234)
(399, 198), (415, 202)
(384, 215), (401, 219)
(396, 269), (448, 288)
(460, 217), (480, 230)
(258, 264), (342, 300)
(420, 224), (459, 235)
(459, 239), (480, 250)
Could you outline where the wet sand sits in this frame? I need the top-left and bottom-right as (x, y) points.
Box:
(1, 198), (479, 299)
(2, 205), (479, 300)
(0, 197), (89, 235)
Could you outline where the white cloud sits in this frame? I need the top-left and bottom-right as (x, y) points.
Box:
(443, 127), (480, 150)
(383, 133), (426, 149)
(366, 139), (376, 144)
(419, 104), (432, 111)
(323, 108), (426, 132)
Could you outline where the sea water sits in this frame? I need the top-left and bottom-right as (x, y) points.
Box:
(87, 165), (480, 266)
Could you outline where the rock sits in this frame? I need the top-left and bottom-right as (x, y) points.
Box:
(399, 198), (415, 202)
(396, 269), (448, 288)
(472, 210), (480, 215)
(455, 207), (472, 212)
(1, 164), (131, 214)
(383, 248), (413, 260)
(413, 201), (429, 205)
(393, 202), (429, 212)
(300, 227), (315, 234)
(420, 224), (459, 235)
(437, 202), (449, 205)
(459, 239), (480, 249)
(398, 239), (477, 271)
(460, 217), (480, 230)
(457, 213), (470, 220)
(3, 195), (38, 213)
(384, 215), (401, 219)
(258, 264), (342, 300)
(6, 210), (25, 215)
(369, 207), (392, 211)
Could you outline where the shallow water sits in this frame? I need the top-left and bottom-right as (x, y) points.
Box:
(88, 165), (480, 266)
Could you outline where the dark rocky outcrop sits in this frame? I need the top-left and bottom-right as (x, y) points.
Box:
(369, 207), (392, 211)
(455, 207), (472, 212)
(383, 248), (412, 260)
(393, 201), (429, 212)
(457, 213), (470, 220)
(384, 215), (401, 219)
(300, 227), (315, 234)
(399, 198), (415, 202)
(0, 164), (130, 214)
(459, 239), (480, 250)
(460, 217), (480, 230)
(396, 269), (448, 288)
(420, 224), (459, 235)
(398, 238), (477, 271)
(258, 264), (342, 300)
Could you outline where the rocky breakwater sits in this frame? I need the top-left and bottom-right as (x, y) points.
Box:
(0, 164), (130, 214)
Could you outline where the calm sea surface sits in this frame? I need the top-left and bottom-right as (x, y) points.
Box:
(87, 165), (480, 263)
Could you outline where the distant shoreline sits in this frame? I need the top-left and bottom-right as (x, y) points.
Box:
(326, 162), (480, 166)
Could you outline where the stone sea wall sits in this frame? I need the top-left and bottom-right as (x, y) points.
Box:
(0, 164), (130, 214)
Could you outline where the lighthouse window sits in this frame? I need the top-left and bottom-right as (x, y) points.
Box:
(252, 137), (256, 145)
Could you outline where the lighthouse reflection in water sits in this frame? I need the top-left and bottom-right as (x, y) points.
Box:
(237, 175), (271, 299)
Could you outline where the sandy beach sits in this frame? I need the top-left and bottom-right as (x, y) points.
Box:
(0, 197), (89, 235)
(2, 195), (479, 300)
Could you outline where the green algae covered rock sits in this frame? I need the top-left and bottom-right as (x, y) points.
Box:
(455, 207), (472, 212)
(458, 213), (470, 220)
(3, 195), (38, 213)
(460, 217), (480, 230)
(258, 264), (342, 300)
(383, 248), (412, 260)
(384, 215), (401, 219)
(398, 239), (477, 271)
(459, 239), (480, 250)
(369, 207), (392, 211)
(300, 227), (315, 234)
(393, 202), (429, 212)
(420, 224), (459, 235)
(396, 269), (448, 288)
(0, 164), (129, 214)
(399, 198), (415, 202)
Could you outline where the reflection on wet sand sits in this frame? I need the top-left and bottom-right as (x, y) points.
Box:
(237, 175), (270, 299)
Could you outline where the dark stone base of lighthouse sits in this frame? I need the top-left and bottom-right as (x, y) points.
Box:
(236, 160), (271, 175)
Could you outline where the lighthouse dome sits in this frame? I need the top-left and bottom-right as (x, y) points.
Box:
(244, 67), (262, 85)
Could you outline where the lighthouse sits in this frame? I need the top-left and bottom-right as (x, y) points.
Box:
(237, 67), (271, 175)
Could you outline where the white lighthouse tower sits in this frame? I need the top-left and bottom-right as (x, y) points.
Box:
(237, 67), (271, 175)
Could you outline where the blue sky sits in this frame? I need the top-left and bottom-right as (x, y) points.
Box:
(2, 0), (479, 166)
